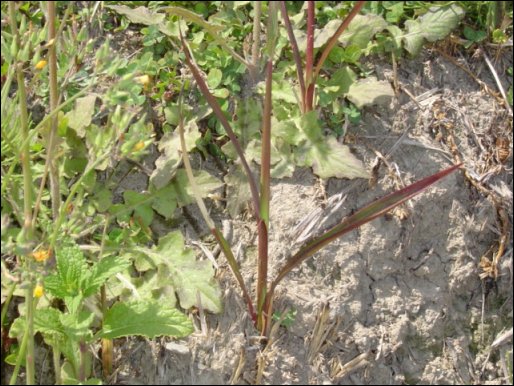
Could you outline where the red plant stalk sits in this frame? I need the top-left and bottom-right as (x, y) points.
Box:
(304, 1), (315, 112)
(257, 60), (273, 332)
(312, 1), (366, 81)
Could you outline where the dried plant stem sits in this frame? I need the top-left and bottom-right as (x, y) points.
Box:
(8, 3), (35, 383)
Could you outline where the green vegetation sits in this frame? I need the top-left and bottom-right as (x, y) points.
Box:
(1, 1), (511, 384)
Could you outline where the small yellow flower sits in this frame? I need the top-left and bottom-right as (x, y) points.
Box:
(135, 75), (151, 87)
(35, 60), (47, 70)
(132, 141), (145, 152)
(32, 249), (51, 262)
(33, 284), (44, 298)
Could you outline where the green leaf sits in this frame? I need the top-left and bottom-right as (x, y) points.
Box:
(346, 77), (394, 109)
(151, 184), (178, 219)
(44, 242), (89, 299)
(207, 68), (223, 89)
(83, 255), (132, 297)
(106, 5), (165, 25)
(93, 188), (112, 212)
(403, 4), (465, 56)
(133, 231), (222, 313)
(150, 121), (201, 189)
(299, 136), (369, 179)
(171, 169), (223, 207)
(327, 66), (357, 97)
(123, 190), (154, 226)
(295, 113), (369, 179)
(168, 245), (222, 313)
(65, 95), (97, 137)
(100, 300), (193, 339)
(337, 14), (388, 49)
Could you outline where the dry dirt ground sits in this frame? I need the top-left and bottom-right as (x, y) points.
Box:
(104, 45), (514, 385)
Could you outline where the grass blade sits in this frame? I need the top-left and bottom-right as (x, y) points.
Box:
(269, 163), (462, 295)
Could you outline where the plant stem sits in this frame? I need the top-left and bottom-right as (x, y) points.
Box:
(256, 60), (273, 332)
(177, 85), (256, 322)
(312, 1), (366, 81)
(304, 1), (315, 112)
(180, 33), (261, 219)
(53, 346), (62, 385)
(47, 1), (61, 220)
(279, 1), (306, 113)
(8, 3), (35, 383)
(251, 1), (261, 69)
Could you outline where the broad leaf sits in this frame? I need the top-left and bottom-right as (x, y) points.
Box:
(106, 5), (165, 25)
(66, 95), (97, 137)
(403, 4), (465, 56)
(135, 231), (222, 313)
(100, 300), (193, 339)
(151, 120), (200, 189)
(295, 112), (369, 179)
(337, 14), (388, 48)
(346, 77), (394, 109)
(44, 242), (89, 299)
(83, 255), (132, 297)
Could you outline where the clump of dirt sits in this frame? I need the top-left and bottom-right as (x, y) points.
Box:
(113, 45), (512, 385)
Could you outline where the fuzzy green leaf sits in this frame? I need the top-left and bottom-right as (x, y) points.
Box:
(346, 77), (394, 109)
(135, 231), (222, 313)
(123, 190), (154, 226)
(295, 113), (369, 179)
(100, 300), (193, 339)
(66, 95), (97, 137)
(44, 242), (89, 299)
(403, 4), (465, 56)
(106, 5), (165, 25)
(207, 68), (223, 89)
(171, 169), (223, 207)
(150, 121), (201, 189)
(83, 255), (132, 297)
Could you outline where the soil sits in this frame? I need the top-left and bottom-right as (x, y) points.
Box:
(104, 44), (513, 385)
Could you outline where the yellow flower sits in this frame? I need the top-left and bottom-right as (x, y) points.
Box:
(33, 284), (44, 298)
(32, 249), (50, 262)
(135, 75), (151, 87)
(132, 141), (145, 152)
(35, 60), (47, 70)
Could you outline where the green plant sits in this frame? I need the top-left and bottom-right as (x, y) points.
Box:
(1, 3), (223, 383)
(177, 4), (463, 335)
